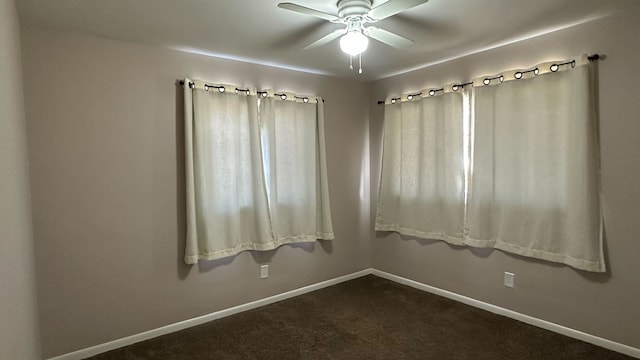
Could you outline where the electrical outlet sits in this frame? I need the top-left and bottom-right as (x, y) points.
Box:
(260, 265), (269, 279)
(504, 272), (515, 288)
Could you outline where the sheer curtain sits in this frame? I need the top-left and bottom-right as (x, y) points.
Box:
(184, 80), (273, 264)
(259, 93), (334, 244)
(375, 56), (603, 272)
(375, 90), (466, 243)
(184, 81), (334, 264)
(466, 58), (604, 272)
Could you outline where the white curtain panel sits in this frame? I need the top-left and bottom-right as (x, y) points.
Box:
(259, 95), (334, 243)
(184, 80), (334, 264)
(467, 59), (604, 272)
(376, 91), (466, 243)
(184, 80), (273, 264)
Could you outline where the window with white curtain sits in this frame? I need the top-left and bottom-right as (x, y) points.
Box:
(375, 90), (466, 244)
(183, 80), (334, 264)
(467, 58), (603, 272)
(376, 55), (604, 272)
(259, 93), (334, 244)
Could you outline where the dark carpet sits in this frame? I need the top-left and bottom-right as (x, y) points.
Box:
(88, 275), (633, 360)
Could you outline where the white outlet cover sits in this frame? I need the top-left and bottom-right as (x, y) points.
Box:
(260, 265), (269, 279)
(504, 272), (515, 288)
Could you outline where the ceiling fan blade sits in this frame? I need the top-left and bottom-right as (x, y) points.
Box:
(368, 0), (429, 21)
(277, 3), (339, 22)
(304, 29), (347, 49)
(366, 26), (414, 49)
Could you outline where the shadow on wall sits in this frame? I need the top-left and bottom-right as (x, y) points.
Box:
(374, 229), (611, 282)
(192, 241), (334, 273)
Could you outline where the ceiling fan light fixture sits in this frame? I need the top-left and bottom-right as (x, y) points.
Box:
(340, 30), (369, 56)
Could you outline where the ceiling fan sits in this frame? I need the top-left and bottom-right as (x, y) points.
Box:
(278, 0), (429, 72)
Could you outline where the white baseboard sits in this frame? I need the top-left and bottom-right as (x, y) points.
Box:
(371, 269), (640, 359)
(49, 267), (640, 360)
(47, 269), (373, 360)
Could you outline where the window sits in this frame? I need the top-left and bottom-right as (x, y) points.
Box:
(183, 81), (334, 264)
(376, 90), (466, 244)
(376, 55), (604, 272)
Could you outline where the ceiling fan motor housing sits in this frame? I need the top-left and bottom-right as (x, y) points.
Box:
(337, 0), (372, 19)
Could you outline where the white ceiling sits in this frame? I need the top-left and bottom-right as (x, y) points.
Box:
(16, 0), (640, 81)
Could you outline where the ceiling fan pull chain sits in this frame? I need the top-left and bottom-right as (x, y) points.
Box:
(349, 55), (354, 70)
(359, 54), (363, 74)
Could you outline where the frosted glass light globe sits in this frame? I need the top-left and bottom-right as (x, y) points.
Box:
(340, 31), (369, 56)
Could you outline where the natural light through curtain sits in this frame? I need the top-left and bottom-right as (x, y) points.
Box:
(184, 81), (273, 263)
(184, 80), (334, 264)
(375, 90), (466, 243)
(467, 57), (603, 272)
(376, 55), (604, 272)
(260, 93), (335, 244)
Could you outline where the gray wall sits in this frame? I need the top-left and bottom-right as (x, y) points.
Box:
(21, 27), (371, 358)
(0, 0), (41, 358)
(369, 8), (640, 349)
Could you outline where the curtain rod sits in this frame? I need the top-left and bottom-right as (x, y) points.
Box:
(178, 80), (325, 103)
(375, 53), (601, 105)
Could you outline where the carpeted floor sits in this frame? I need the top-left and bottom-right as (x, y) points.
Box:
(88, 275), (633, 360)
